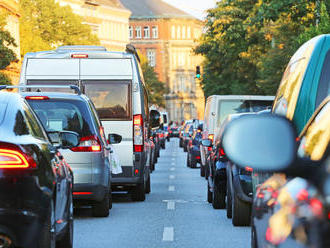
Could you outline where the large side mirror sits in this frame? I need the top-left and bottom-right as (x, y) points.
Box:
(59, 131), (79, 149)
(150, 110), (161, 129)
(202, 139), (212, 147)
(108, 133), (122, 144)
(222, 115), (296, 172)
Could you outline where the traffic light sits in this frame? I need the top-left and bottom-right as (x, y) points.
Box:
(196, 66), (201, 79)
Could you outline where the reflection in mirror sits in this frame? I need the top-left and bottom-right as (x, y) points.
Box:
(60, 131), (79, 148)
(150, 110), (161, 129)
(202, 139), (212, 147)
(222, 115), (296, 172)
(108, 133), (122, 144)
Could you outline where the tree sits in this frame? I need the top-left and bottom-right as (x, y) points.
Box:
(140, 55), (167, 107)
(20, 0), (100, 57)
(0, 13), (17, 85)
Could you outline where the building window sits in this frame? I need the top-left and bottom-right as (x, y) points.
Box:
(171, 26), (175, 39)
(177, 26), (181, 39)
(136, 26), (141, 39)
(147, 49), (156, 67)
(144, 26), (150, 39)
(182, 26), (186, 39)
(187, 27), (191, 39)
(129, 26), (133, 39)
(152, 26), (158, 38)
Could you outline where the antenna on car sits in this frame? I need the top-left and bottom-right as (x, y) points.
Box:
(126, 44), (140, 63)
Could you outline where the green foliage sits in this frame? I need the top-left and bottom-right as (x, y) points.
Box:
(140, 55), (167, 107)
(0, 13), (17, 85)
(195, 0), (329, 98)
(20, 0), (100, 57)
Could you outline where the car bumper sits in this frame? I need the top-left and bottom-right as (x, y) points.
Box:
(73, 183), (107, 202)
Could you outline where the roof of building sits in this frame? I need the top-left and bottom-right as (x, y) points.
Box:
(97, 0), (128, 10)
(120, 0), (196, 19)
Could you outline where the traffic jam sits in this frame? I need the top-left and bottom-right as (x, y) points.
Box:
(0, 34), (329, 248)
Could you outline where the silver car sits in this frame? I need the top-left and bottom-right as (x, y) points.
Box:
(23, 90), (122, 217)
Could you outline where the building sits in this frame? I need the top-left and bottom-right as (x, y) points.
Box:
(57, 0), (131, 51)
(0, 0), (21, 84)
(121, 0), (205, 122)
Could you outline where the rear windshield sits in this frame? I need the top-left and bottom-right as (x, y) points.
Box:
(27, 99), (95, 138)
(27, 80), (79, 93)
(0, 102), (8, 125)
(83, 81), (131, 120)
(217, 100), (273, 126)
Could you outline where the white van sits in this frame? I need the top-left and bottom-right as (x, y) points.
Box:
(19, 45), (152, 201)
(200, 95), (275, 177)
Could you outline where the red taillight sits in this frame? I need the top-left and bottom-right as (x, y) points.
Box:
(71, 54), (88, 58)
(219, 148), (225, 156)
(309, 198), (323, 216)
(133, 114), (144, 152)
(25, 96), (49, 100)
(297, 189), (308, 201)
(0, 148), (36, 169)
(257, 192), (264, 199)
(196, 156), (201, 159)
(208, 134), (214, 142)
(71, 135), (101, 152)
(73, 192), (93, 195)
(207, 147), (212, 151)
(245, 166), (253, 172)
(135, 169), (139, 175)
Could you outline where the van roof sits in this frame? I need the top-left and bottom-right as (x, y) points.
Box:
(207, 95), (275, 101)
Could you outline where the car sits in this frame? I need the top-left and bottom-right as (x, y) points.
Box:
(0, 91), (76, 248)
(19, 44), (154, 202)
(21, 86), (122, 217)
(156, 128), (166, 150)
(201, 95), (274, 180)
(169, 126), (180, 137)
(222, 97), (330, 248)
(186, 124), (203, 168)
(160, 111), (170, 142)
(179, 120), (192, 147)
(182, 123), (194, 152)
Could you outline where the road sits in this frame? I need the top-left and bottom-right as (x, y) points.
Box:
(74, 139), (250, 248)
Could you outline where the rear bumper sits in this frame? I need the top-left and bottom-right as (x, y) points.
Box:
(73, 183), (107, 202)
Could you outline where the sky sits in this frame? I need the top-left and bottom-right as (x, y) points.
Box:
(163, 0), (217, 20)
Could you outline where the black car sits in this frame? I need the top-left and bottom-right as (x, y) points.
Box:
(0, 91), (76, 248)
(187, 126), (203, 168)
(169, 126), (180, 137)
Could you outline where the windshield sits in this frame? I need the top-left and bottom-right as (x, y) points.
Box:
(83, 81), (131, 120)
(27, 99), (95, 138)
(217, 100), (273, 126)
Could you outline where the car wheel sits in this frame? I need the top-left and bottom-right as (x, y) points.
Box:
(132, 177), (146, 201)
(200, 165), (205, 177)
(212, 183), (225, 209)
(183, 145), (187, 152)
(39, 199), (56, 248)
(145, 176), (151, 194)
(190, 158), (197, 168)
(56, 194), (73, 248)
(226, 179), (232, 219)
(92, 190), (110, 217)
(179, 139), (183, 147)
(109, 186), (113, 210)
(207, 183), (212, 203)
(251, 226), (258, 248)
(161, 142), (165, 149)
(186, 153), (191, 167)
(232, 189), (251, 226)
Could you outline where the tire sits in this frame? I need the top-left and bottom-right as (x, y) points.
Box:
(190, 158), (197, 168)
(56, 194), (73, 248)
(212, 183), (226, 209)
(179, 139), (183, 147)
(186, 153), (191, 167)
(145, 176), (151, 194)
(39, 199), (56, 248)
(200, 165), (205, 177)
(109, 186), (113, 210)
(251, 226), (258, 248)
(207, 183), (212, 203)
(232, 189), (251, 226)
(132, 177), (146, 201)
(226, 179), (232, 219)
(183, 145), (187, 152)
(92, 190), (110, 217)
(161, 142), (165, 149)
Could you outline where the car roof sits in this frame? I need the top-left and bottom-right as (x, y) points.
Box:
(21, 92), (90, 102)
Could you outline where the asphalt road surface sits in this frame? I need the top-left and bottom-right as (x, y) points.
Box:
(74, 139), (250, 248)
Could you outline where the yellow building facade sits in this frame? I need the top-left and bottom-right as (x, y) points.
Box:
(57, 0), (131, 51)
(0, 0), (20, 84)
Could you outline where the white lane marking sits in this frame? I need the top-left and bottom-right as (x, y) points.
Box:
(171, 162), (175, 166)
(167, 201), (175, 210)
(168, 186), (175, 192)
(172, 158), (175, 161)
(170, 167), (175, 171)
(169, 175), (175, 180)
(162, 227), (174, 241)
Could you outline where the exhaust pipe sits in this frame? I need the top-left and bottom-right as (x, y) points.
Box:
(0, 234), (12, 248)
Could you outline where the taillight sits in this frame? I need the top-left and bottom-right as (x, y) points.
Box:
(245, 166), (253, 172)
(71, 54), (88, 58)
(71, 135), (101, 152)
(208, 134), (214, 143)
(133, 114), (144, 152)
(219, 148), (225, 156)
(25, 96), (49, 100)
(0, 148), (36, 169)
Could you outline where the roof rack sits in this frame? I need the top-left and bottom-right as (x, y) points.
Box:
(56, 45), (107, 52)
(126, 44), (140, 63)
(0, 85), (81, 95)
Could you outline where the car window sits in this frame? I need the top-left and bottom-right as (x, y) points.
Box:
(13, 110), (30, 136)
(316, 50), (330, 107)
(27, 99), (95, 139)
(298, 101), (330, 161)
(27, 80), (79, 93)
(83, 80), (131, 120)
(88, 100), (107, 145)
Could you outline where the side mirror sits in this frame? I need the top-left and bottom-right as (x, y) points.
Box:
(150, 110), (161, 129)
(222, 115), (296, 172)
(202, 139), (212, 147)
(108, 133), (122, 144)
(59, 131), (79, 149)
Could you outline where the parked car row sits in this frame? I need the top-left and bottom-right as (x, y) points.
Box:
(201, 34), (330, 247)
(0, 44), (166, 248)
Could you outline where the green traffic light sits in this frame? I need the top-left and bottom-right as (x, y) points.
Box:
(196, 74), (201, 79)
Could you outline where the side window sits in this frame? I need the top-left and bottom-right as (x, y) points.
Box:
(22, 102), (48, 140)
(298, 100), (330, 161)
(316, 50), (330, 107)
(88, 100), (107, 145)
